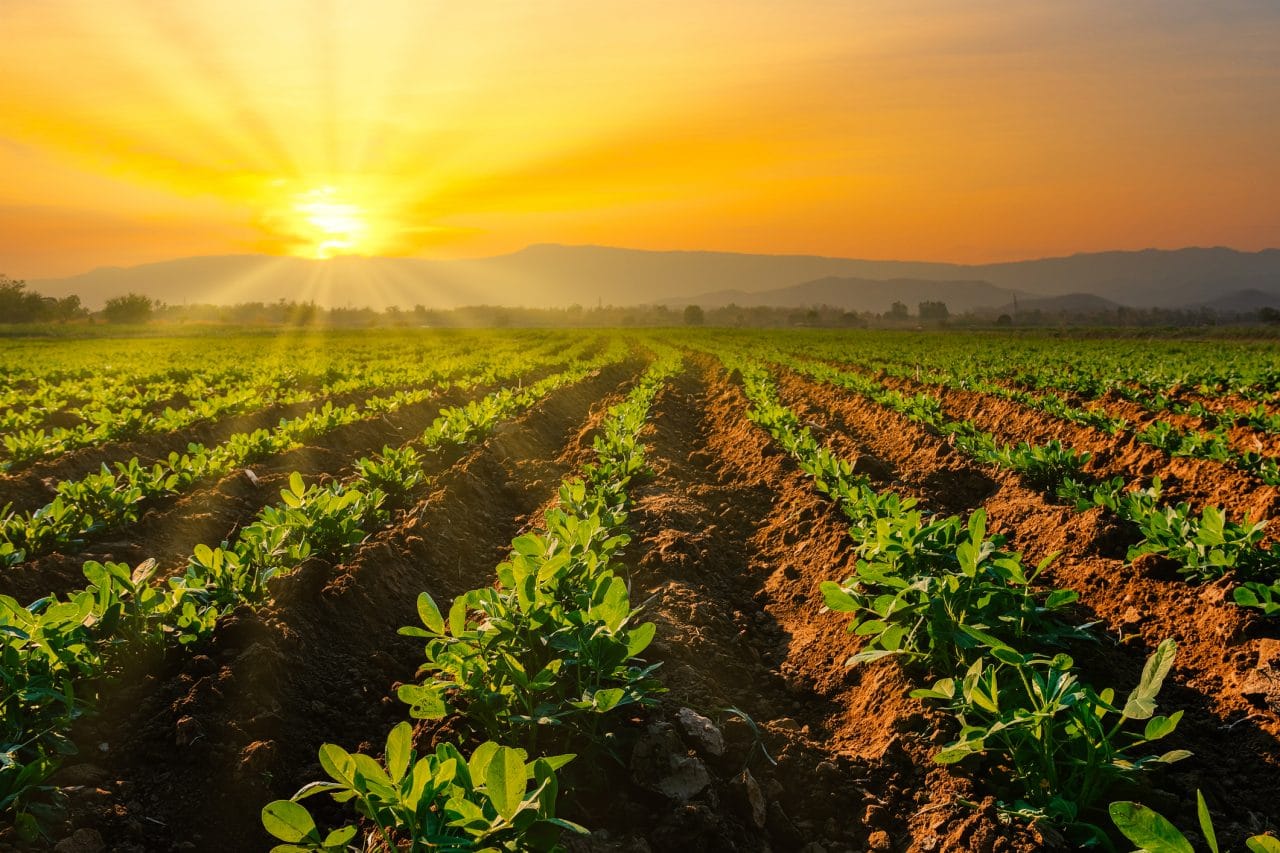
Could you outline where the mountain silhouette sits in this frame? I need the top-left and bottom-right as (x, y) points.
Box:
(28, 244), (1280, 311)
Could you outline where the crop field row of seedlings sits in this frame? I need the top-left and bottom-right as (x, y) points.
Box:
(0, 331), (568, 471)
(2, 328), (1278, 853)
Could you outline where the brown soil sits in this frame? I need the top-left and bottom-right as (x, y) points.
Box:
(0, 361), (594, 604)
(870, 371), (1280, 537)
(1001, 377), (1280, 423)
(776, 368), (1280, 847)
(17, 354), (1280, 853)
(569, 360), (1043, 852)
(48, 362), (640, 852)
(1083, 392), (1280, 460)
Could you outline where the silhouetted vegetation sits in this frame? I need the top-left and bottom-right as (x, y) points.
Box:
(1, 282), (1278, 334)
(102, 293), (155, 324)
(0, 276), (88, 323)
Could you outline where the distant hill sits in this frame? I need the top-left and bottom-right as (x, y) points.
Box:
(661, 276), (1022, 313)
(27, 244), (1280, 311)
(994, 293), (1124, 315)
(1194, 288), (1280, 313)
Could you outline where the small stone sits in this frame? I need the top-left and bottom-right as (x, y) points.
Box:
(772, 717), (802, 732)
(675, 708), (725, 757)
(735, 768), (767, 828)
(867, 829), (892, 850)
(656, 754), (710, 802)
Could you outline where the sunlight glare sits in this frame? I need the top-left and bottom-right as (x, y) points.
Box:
(293, 186), (368, 259)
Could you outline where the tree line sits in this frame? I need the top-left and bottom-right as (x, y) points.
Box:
(3, 275), (1278, 329)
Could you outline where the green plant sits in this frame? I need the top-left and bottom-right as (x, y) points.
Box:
(1110, 790), (1280, 853)
(822, 511), (1081, 672)
(262, 723), (587, 852)
(991, 440), (1093, 491)
(913, 638), (1189, 827)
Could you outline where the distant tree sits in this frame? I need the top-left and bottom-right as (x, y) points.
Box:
(0, 275), (85, 323)
(683, 304), (704, 326)
(887, 301), (909, 320)
(1260, 306), (1280, 325)
(0, 276), (39, 322)
(52, 294), (87, 323)
(918, 300), (949, 321)
(995, 313), (1014, 327)
(103, 292), (154, 324)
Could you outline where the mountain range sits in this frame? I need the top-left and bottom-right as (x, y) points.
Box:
(27, 244), (1280, 313)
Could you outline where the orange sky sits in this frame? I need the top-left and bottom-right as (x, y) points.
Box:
(2, 0), (1278, 278)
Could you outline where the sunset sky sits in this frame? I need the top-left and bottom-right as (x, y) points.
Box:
(2, 0), (1278, 278)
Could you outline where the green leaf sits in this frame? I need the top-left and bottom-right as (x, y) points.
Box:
(486, 746), (527, 821)
(1108, 800), (1193, 853)
(385, 721), (412, 784)
(1143, 711), (1182, 741)
(1044, 588), (1079, 609)
(323, 826), (358, 847)
(934, 745), (976, 765)
(468, 741), (500, 783)
(1246, 836), (1280, 853)
(318, 743), (356, 786)
(625, 621), (656, 657)
(398, 684), (447, 719)
(415, 591), (445, 634)
(261, 800), (317, 843)
(1123, 638), (1177, 720)
(1196, 790), (1219, 853)
(820, 581), (857, 611)
(593, 687), (625, 712)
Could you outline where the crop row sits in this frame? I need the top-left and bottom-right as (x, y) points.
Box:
(0, 331), (565, 468)
(719, 351), (1279, 850)
(805, 350), (1280, 486)
(760, 330), (1280, 413)
(0, 335), (594, 568)
(762, 349), (1280, 619)
(0, 343), (627, 841)
(1, 352), (443, 470)
(259, 350), (681, 851)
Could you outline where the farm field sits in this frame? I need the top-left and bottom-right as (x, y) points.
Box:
(2, 328), (1279, 853)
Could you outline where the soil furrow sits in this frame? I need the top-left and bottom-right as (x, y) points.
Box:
(871, 371), (1280, 531)
(776, 368), (1280, 845)
(53, 361), (641, 852)
(577, 359), (1040, 852)
(0, 376), (458, 512)
(0, 359), (590, 605)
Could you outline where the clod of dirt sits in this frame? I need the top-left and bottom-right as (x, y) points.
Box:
(1241, 640), (1280, 710)
(52, 829), (104, 853)
(731, 768), (767, 828)
(1130, 551), (1184, 579)
(630, 722), (712, 802)
(675, 707), (725, 758)
(52, 763), (110, 787)
(174, 715), (204, 746)
(239, 740), (276, 775)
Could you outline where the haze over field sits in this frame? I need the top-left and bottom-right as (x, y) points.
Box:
(29, 245), (1280, 313)
(1, 0), (1278, 299)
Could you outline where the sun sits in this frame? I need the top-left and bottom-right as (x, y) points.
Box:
(292, 186), (369, 259)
